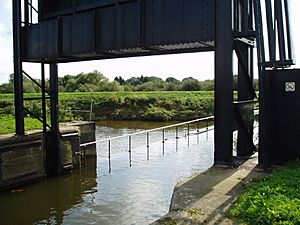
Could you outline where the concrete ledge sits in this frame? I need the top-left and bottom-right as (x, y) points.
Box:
(0, 134), (45, 190)
(62, 121), (96, 158)
(153, 153), (269, 225)
(0, 121), (96, 190)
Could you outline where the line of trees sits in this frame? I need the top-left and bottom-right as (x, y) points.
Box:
(0, 70), (258, 93)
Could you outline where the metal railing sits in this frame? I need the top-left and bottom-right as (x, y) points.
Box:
(80, 116), (215, 173)
(60, 100), (94, 121)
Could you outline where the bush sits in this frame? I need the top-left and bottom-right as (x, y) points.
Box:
(143, 105), (175, 121)
(229, 162), (300, 225)
(0, 91), (215, 122)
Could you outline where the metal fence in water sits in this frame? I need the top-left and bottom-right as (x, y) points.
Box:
(80, 116), (215, 173)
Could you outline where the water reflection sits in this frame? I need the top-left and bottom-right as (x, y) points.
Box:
(0, 166), (97, 225)
(0, 121), (214, 225)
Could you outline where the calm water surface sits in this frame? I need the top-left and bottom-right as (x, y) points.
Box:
(0, 121), (214, 225)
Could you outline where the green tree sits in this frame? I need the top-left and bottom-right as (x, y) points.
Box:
(114, 76), (125, 85)
(0, 82), (13, 93)
(135, 81), (165, 91)
(126, 77), (143, 86)
(181, 77), (202, 91)
(200, 79), (214, 91)
(166, 77), (180, 84)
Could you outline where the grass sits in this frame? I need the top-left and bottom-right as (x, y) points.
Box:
(228, 162), (300, 225)
(0, 91), (215, 134)
(0, 114), (43, 135)
(0, 91), (215, 122)
(0, 91), (214, 101)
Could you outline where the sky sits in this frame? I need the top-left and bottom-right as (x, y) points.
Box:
(0, 0), (299, 84)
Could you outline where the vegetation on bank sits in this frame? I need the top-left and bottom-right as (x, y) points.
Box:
(0, 70), (259, 94)
(0, 114), (45, 135)
(0, 91), (214, 134)
(228, 162), (300, 225)
(0, 71), (216, 93)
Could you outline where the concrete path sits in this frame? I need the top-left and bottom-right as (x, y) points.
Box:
(153, 153), (269, 225)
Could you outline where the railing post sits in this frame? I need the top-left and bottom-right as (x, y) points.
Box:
(89, 100), (93, 121)
(197, 121), (200, 144)
(187, 124), (190, 147)
(83, 145), (87, 167)
(129, 136), (132, 167)
(176, 126), (179, 151)
(206, 120), (209, 140)
(146, 132), (150, 161)
(162, 129), (165, 155)
(108, 140), (111, 173)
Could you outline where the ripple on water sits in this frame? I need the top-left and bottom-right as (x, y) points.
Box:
(0, 123), (214, 225)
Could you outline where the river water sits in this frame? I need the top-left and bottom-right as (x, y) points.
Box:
(0, 121), (214, 225)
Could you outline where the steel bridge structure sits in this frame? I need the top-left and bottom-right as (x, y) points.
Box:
(12, 0), (295, 175)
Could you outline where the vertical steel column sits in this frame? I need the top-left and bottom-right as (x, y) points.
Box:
(254, 0), (269, 169)
(41, 63), (47, 133)
(265, 0), (275, 63)
(24, 0), (29, 29)
(242, 0), (249, 32)
(237, 43), (253, 156)
(13, 0), (24, 135)
(236, 0), (254, 157)
(215, 0), (234, 164)
(275, 0), (286, 61)
(48, 64), (61, 175)
(283, 0), (294, 61)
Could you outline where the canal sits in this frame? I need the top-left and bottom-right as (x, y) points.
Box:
(0, 121), (214, 225)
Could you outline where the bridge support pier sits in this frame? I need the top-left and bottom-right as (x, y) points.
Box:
(46, 64), (62, 176)
(13, 0), (24, 135)
(236, 39), (255, 157)
(214, 0), (233, 164)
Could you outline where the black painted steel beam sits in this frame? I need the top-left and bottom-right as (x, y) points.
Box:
(214, 0), (233, 164)
(236, 41), (255, 157)
(275, 0), (286, 61)
(13, 0), (25, 135)
(47, 64), (61, 175)
(234, 107), (256, 154)
(254, 0), (270, 169)
(265, 0), (276, 63)
(283, 0), (294, 61)
(41, 63), (47, 133)
(22, 70), (50, 95)
(234, 41), (257, 99)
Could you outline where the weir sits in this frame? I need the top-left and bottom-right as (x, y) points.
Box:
(7, 0), (299, 185)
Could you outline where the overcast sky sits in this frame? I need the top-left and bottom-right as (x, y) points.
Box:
(0, 0), (299, 84)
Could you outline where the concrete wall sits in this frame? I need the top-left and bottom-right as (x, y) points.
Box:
(0, 121), (96, 190)
(0, 133), (45, 189)
(63, 121), (96, 160)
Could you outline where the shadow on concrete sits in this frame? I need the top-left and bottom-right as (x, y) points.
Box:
(153, 154), (269, 225)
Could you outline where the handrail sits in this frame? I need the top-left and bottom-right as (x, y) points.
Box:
(80, 116), (214, 147)
(233, 100), (259, 104)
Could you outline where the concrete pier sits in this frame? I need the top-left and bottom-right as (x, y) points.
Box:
(0, 121), (96, 190)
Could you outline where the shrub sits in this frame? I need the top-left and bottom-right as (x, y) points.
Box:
(229, 162), (300, 225)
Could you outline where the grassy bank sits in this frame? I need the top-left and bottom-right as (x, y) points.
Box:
(228, 162), (300, 225)
(0, 114), (44, 135)
(0, 91), (214, 122)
